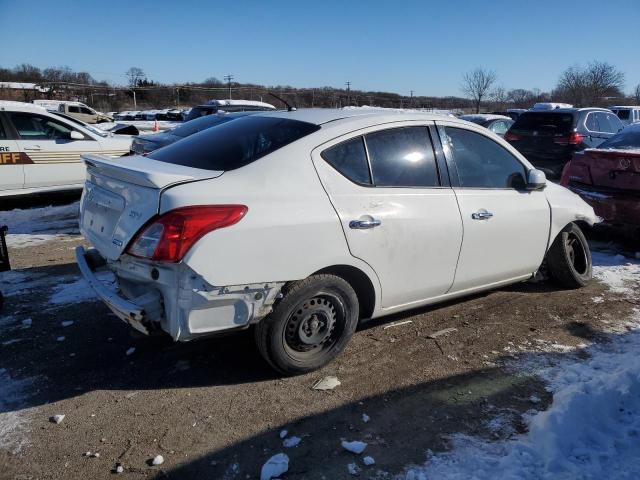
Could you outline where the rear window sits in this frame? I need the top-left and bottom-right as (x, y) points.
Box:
(511, 112), (575, 134)
(614, 109), (631, 120)
(599, 127), (640, 150)
(170, 114), (236, 138)
(148, 116), (320, 171)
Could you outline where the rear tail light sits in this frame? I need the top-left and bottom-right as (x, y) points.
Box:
(554, 132), (584, 146)
(126, 205), (247, 262)
(504, 132), (521, 141)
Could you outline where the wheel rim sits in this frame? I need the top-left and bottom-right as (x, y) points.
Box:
(283, 292), (346, 360)
(566, 232), (588, 275)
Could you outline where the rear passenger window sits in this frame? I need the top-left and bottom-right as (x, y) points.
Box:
(443, 127), (526, 189)
(322, 137), (371, 185)
(586, 113), (598, 131)
(365, 127), (439, 187)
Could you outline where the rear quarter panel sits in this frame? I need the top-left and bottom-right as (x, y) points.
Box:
(160, 138), (381, 294)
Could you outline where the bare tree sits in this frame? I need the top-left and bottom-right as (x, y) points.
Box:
(489, 85), (508, 110)
(555, 61), (625, 106)
(461, 67), (497, 113)
(125, 67), (146, 88)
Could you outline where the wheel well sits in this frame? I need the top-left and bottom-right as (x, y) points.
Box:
(314, 265), (376, 320)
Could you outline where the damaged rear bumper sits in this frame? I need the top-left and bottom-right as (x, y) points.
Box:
(76, 246), (285, 341)
(568, 184), (640, 228)
(75, 246), (152, 334)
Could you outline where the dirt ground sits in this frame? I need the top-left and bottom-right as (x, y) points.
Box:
(0, 196), (638, 480)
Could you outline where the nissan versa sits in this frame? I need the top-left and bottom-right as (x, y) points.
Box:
(76, 109), (599, 374)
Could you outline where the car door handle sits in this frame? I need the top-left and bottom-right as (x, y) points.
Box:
(471, 211), (493, 220)
(349, 218), (382, 229)
(24, 146), (42, 151)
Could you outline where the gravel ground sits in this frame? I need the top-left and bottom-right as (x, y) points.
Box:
(0, 196), (638, 479)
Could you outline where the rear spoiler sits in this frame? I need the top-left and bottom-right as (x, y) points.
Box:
(81, 154), (223, 189)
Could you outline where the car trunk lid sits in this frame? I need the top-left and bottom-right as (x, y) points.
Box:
(80, 154), (223, 260)
(572, 149), (640, 192)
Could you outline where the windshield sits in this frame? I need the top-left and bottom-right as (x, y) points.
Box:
(170, 114), (238, 138)
(51, 112), (108, 137)
(149, 116), (320, 171)
(599, 127), (640, 150)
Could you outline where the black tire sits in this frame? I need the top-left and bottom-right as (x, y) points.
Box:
(255, 274), (359, 375)
(546, 222), (592, 288)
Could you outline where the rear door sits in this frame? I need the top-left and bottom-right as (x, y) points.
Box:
(437, 122), (550, 291)
(0, 114), (24, 192)
(7, 111), (101, 189)
(313, 123), (463, 309)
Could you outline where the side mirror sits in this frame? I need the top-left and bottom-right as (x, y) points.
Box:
(70, 131), (84, 140)
(527, 169), (547, 190)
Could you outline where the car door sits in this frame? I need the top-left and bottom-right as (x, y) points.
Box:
(7, 111), (101, 189)
(436, 122), (550, 292)
(0, 114), (24, 192)
(312, 123), (463, 309)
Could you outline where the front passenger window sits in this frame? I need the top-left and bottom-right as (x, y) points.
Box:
(443, 127), (526, 189)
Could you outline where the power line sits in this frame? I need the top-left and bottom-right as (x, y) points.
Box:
(224, 74), (234, 99)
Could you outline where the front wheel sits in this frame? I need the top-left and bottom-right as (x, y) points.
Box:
(546, 222), (592, 288)
(254, 274), (359, 375)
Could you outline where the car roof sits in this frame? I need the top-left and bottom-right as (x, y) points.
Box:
(251, 108), (452, 126)
(608, 105), (640, 109)
(0, 100), (49, 114)
(522, 107), (612, 114)
(460, 114), (512, 121)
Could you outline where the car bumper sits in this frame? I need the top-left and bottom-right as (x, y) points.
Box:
(567, 185), (640, 228)
(76, 246), (286, 341)
(75, 246), (151, 335)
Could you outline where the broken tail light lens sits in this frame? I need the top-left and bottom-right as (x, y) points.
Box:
(126, 205), (248, 262)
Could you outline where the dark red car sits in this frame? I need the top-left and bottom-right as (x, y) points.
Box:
(561, 123), (640, 230)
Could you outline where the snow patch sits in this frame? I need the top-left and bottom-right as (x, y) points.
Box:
(0, 202), (80, 248)
(260, 453), (288, 480)
(0, 369), (37, 454)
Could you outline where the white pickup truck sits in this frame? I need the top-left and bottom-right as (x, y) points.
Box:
(0, 101), (132, 197)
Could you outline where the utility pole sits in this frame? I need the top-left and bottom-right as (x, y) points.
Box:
(224, 74), (234, 100)
(410, 90), (414, 108)
(132, 90), (137, 110)
(345, 81), (351, 106)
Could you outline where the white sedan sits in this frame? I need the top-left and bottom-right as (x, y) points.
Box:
(0, 101), (132, 197)
(76, 109), (598, 374)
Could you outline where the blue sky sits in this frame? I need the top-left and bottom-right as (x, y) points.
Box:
(1, 0), (638, 96)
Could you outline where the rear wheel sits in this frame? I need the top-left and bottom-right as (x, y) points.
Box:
(546, 222), (592, 288)
(254, 274), (359, 375)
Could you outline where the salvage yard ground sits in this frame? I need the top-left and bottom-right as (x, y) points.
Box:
(0, 197), (639, 479)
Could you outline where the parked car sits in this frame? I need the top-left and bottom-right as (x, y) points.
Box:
(0, 101), (132, 197)
(491, 109), (527, 121)
(531, 102), (573, 111)
(561, 123), (640, 230)
(608, 106), (640, 126)
(130, 111), (254, 155)
(184, 99), (276, 122)
(505, 108), (624, 179)
(459, 114), (514, 137)
(76, 109), (598, 374)
(34, 100), (112, 124)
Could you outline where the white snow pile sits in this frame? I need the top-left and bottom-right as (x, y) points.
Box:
(260, 453), (289, 480)
(0, 202), (80, 248)
(401, 251), (640, 480)
(0, 368), (36, 454)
